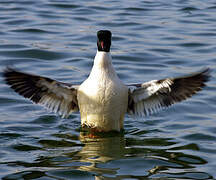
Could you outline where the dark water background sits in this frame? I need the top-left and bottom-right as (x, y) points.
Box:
(0, 0), (216, 179)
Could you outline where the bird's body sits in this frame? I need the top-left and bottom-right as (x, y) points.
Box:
(78, 52), (128, 131)
(3, 30), (210, 132)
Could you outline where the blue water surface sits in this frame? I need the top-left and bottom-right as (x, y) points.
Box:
(0, 0), (216, 179)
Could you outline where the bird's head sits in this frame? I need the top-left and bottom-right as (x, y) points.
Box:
(97, 30), (112, 52)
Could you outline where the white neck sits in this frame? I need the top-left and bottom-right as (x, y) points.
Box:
(89, 51), (117, 78)
(93, 51), (112, 68)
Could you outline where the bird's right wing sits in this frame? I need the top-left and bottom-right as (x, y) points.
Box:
(127, 68), (210, 116)
(3, 68), (79, 117)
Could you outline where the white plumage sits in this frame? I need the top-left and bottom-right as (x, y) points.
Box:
(77, 51), (128, 131)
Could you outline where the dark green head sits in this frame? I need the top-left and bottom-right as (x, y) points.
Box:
(97, 30), (112, 52)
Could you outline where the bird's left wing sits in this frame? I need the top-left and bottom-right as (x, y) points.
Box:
(127, 68), (210, 116)
(3, 68), (79, 117)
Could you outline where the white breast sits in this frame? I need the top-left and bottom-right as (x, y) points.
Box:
(77, 51), (128, 132)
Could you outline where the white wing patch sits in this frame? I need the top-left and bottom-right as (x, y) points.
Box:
(131, 79), (173, 103)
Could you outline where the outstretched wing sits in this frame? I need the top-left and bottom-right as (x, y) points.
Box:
(127, 68), (210, 116)
(3, 67), (79, 117)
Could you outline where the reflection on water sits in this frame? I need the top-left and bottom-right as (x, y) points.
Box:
(1, 130), (213, 179)
(77, 133), (125, 176)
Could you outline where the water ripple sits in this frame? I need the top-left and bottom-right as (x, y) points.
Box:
(0, 0), (216, 179)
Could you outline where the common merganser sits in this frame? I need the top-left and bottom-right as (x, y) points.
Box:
(3, 30), (210, 132)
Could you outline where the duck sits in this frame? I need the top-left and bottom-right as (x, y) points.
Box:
(3, 30), (210, 132)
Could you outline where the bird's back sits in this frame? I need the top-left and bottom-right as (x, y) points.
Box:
(77, 52), (128, 132)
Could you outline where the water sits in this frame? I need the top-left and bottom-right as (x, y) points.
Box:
(0, 0), (216, 179)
